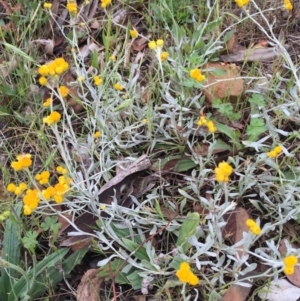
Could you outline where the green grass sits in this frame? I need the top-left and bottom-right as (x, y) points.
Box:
(0, 0), (300, 300)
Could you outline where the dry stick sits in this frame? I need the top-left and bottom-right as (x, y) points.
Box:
(110, 221), (172, 301)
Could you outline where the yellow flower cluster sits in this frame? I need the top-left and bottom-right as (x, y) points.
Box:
(7, 182), (27, 196)
(35, 171), (50, 185)
(43, 111), (61, 126)
(7, 164), (72, 215)
(100, 0), (112, 8)
(42, 169), (72, 204)
(246, 219), (261, 235)
(43, 2), (52, 9)
(235, 0), (249, 7)
(148, 39), (169, 62)
(148, 39), (164, 50)
(130, 29), (138, 39)
(67, 0), (78, 16)
(11, 154), (32, 171)
(214, 162), (233, 183)
(267, 145), (282, 158)
(93, 75), (103, 86)
(283, 255), (298, 275)
(197, 116), (217, 133)
(176, 262), (199, 286)
(190, 69), (205, 82)
(58, 85), (69, 98)
(114, 83), (124, 91)
(23, 189), (40, 215)
(284, 0), (293, 10)
(38, 58), (69, 86)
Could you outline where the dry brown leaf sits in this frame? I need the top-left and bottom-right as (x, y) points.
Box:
(60, 236), (92, 251)
(221, 283), (252, 301)
(0, 60), (18, 78)
(77, 269), (103, 301)
(203, 62), (244, 103)
(222, 207), (250, 258)
(97, 155), (151, 199)
(132, 37), (149, 51)
(220, 45), (291, 62)
(225, 33), (246, 54)
(279, 238), (300, 287)
(30, 39), (54, 55)
(62, 72), (83, 113)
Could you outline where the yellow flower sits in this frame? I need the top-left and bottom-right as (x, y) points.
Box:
(23, 189), (40, 210)
(7, 183), (16, 192)
(109, 55), (116, 61)
(160, 51), (169, 62)
(23, 205), (32, 215)
(12, 182), (28, 196)
(56, 165), (68, 175)
(206, 121), (217, 133)
(190, 69), (205, 82)
(11, 154), (32, 171)
(214, 162), (233, 183)
(284, 255), (298, 267)
(35, 171), (50, 185)
(142, 118), (147, 124)
(267, 145), (282, 158)
(58, 85), (69, 97)
(43, 98), (52, 107)
(246, 219), (261, 235)
(67, 2), (78, 15)
(197, 116), (207, 127)
(284, 0), (293, 10)
(235, 0), (250, 7)
(156, 39), (164, 48)
(93, 75), (103, 86)
(148, 40), (157, 50)
(130, 29), (138, 39)
(39, 76), (48, 86)
(176, 262), (199, 286)
(100, 0), (112, 8)
(284, 266), (295, 275)
(38, 65), (49, 76)
(114, 83), (124, 91)
(283, 255), (298, 275)
(43, 111), (61, 125)
(54, 195), (63, 204)
(93, 131), (101, 138)
(43, 2), (52, 9)
(100, 204), (106, 210)
(42, 186), (56, 200)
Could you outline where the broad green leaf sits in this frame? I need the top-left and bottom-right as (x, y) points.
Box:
(223, 30), (235, 43)
(121, 238), (150, 261)
(0, 203), (22, 301)
(176, 212), (200, 252)
(9, 248), (69, 301)
(216, 123), (242, 150)
(28, 247), (89, 299)
(248, 94), (265, 107)
(152, 155), (197, 172)
(127, 270), (143, 290)
(246, 118), (267, 141)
